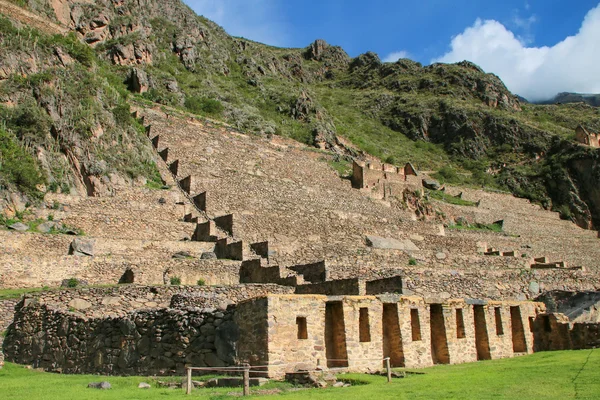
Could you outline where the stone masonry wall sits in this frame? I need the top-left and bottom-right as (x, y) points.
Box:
(262, 295), (543, 377)
(3, 301), (239, 375)
(24, 285), (282, 318)
(0, 299), (19, 365)
(0, 255), (241, 289)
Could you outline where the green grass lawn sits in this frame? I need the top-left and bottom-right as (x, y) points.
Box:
(1, 350), (599, 399)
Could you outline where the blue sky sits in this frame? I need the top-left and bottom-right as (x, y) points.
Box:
(184, 1), (600, 100)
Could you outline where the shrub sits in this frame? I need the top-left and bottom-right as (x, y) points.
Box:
(435, 165), (460, 184)
(170, 276), (182, 285)
(196, 278), (206, 286)
(408, 258), (417, 266)
(184, 96), (224, 116)
(66, 278), (79, 288)
(0, 129), (46, 197)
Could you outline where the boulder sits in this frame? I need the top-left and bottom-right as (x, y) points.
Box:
(172, 251), (192, 259)
(127, 68), (150, 93)
(365, 235), (419, 252)
(529, 282), (540, 295)
(8, 222), (29, 232)
(36, 221), (56, 233)
(422, 179), (442, 190)
(201, 252), (217, 260)
(138, 382), (151, 389)
(88, 381), (111, 389)
(69, 238), (95, 256)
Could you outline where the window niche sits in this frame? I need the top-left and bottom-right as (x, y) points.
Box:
(296, 316), (308, 340)
(359, 308), (371, 342)
(494, 307), (504, 336)
(456, 308), (466, 339)
(411, 309), (422, 341)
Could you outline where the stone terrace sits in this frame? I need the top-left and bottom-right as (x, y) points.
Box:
(142, 108), (600, 296)
(437, 187), (600, 271)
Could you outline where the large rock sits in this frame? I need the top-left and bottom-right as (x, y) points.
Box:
(365, 235), (419, 252)
(69, 238), (95, 256)
(8, 222), (29, 232)
(88, 381), (111, 390)
(127, 68), (150, 93)
(69, 298), (92, 310)
(422, 179), (442, 190)
(36, 221), (57, 233)
(201, 251), (217, 260)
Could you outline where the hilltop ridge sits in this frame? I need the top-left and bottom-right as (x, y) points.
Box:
(0, 0), (599, 229)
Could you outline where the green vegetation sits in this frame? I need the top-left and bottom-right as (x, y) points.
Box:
(170, 276), (182, 285)
(448, 220), (504, 233)
(184, 96), (224, 116)
(0, 128), (46, 198)
(1, 350), (599, 399)
(0, 287), (48, 301)
(1, 6), (599, 225)
(145, 180), (169, 190)
(427, 190), (477, 207)
(327, 158), (351, 177)
(196, 278), (206, 286)
(408, 257), (417, 266)
(0, 17), (161, 198)
(66, 278), (79, 288)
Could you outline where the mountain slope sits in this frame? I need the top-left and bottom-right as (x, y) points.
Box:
(1, 0), (600, 228)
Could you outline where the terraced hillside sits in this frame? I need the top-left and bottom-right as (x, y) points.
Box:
(3, 107), (598, 301)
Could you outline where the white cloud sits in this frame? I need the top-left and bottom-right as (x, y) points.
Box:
(383, 51), (411, 63)
(512, 13), (537, 30)
(434, 4), (600, 101)
(184, 0), (289, 47)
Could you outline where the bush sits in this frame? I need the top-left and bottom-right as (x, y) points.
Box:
(112, 103), (132, 127)
(184, 96), (224, 116)
(408, 258), (417, 266)
(0, 129), (46, 197)
(170, 276), (182, 285)
(196, 278), (206, 286)
(66, 278), (79, 288)
(435, 165), (460, 184)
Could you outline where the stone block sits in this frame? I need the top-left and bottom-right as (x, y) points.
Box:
(69, 238), (95, 256)
(365, 235), (419, 252)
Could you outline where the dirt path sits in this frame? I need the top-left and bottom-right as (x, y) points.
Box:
(0, 0), (67, 35)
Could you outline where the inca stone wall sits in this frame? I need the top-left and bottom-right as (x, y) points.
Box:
(243, 294), (543, 377)
(7, 292), (600, 378)
(3, 301), (239, 375)
(0, 299), (19, 365)
(532, 313), (600, 351)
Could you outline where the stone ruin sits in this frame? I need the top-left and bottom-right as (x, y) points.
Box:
(2, 107), (600, 377)
(575, 125), (600, 148)
(351, 160), (422, 200)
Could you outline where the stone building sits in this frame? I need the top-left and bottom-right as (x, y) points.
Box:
(575, 125), (600, 148)
(351, 160), (421, 199)
(237, 294), (541, 377)
(5, 290), (548, 378)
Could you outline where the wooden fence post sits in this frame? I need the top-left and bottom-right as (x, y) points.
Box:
(186, 367), (192, 394)
(243, 364), (250, 396)
(385, 357), (392, 383)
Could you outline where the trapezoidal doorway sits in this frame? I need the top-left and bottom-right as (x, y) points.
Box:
(429, 304), (450, 364)
(325, 301), (349, 368)
(118, 269), (134, 284)
(474, 305), (491, 360)
(382, 304), (405, 367)
(510, 306), (527, 353)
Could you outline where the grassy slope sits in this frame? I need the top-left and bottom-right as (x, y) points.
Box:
(1, 350), (599, 399)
